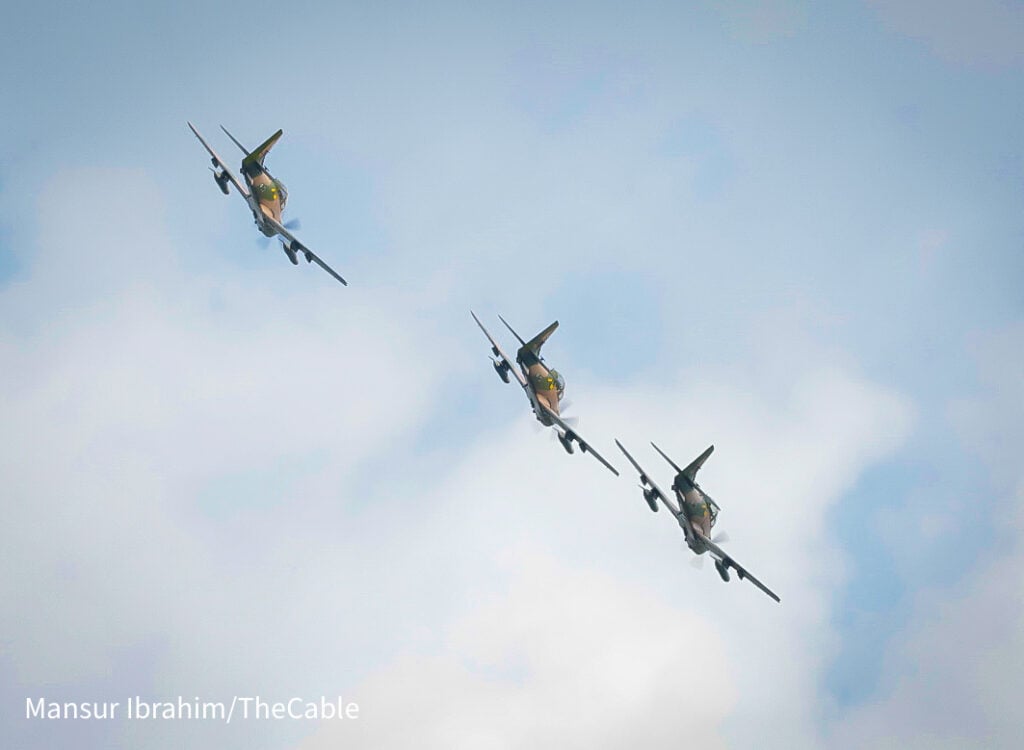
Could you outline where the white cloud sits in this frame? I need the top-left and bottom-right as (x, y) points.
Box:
(828, 323), (1024, 749)
(0, 169), (913, 747)
(5, 11), (1012, 746)
(299, 348), (912, 750)
(300, 553), (736, 750)
(829, 488), (1024, 749)
(0, 168), (459, 693)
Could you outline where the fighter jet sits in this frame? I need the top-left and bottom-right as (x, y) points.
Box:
(472, 311), (619, 476)
(616, 440), (780, 602)
(187, 122), (347, 286)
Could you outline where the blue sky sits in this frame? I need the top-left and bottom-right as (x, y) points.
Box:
(2, 2), (1022, 748)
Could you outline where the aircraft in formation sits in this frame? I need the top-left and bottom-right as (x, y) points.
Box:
(471, 311), (780, 602)
(471, 312), (619, 476)
(188, 121), (777, 602)
(616, 440), (781, 602)
(188, 123), (348, 286)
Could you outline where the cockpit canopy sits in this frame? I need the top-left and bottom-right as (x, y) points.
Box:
(552, 368), (569, 393)
(550, 370), (565, 394)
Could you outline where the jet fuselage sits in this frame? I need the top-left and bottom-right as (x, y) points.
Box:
(524, 361), (564, 422)
(671, 475), (716, 554)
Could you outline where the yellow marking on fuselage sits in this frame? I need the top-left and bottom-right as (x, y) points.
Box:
(250, 173), (283, 223)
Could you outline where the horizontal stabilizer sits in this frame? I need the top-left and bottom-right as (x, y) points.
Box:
(498, 315), (527, 347)
(220, 125), (251, 156)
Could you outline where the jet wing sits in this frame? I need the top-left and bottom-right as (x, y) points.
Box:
(471, 311), (528, 389)
(701, 534), (781, 603)
(615, 440), (680, 514)
(300, 245), (348, 286)
(542, 405), (618, 475)
(187, 122), (250, 198)
(264, 216), (348, 286)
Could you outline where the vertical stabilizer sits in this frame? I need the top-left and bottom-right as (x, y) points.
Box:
(652, 442), (714, 482)
(682, 445), (714, 481)
(522, 320), (559, 357)
(242, 129), (283, 170)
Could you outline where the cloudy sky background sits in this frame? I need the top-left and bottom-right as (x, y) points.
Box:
(2, 1), (1022, 748)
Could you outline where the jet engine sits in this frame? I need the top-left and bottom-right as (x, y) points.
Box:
(715, 559), (731, 582)
(642, 487), (659, 513)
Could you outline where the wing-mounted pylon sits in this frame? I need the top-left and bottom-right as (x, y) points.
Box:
(701, 533), (781, 603)
(543, 405), (618, 476)
(471, 312), (528, 388)
(188, 122), (250, 199)
(616, 440), (679, 514)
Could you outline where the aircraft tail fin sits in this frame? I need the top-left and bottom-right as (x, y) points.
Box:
(497, 315), (559, 360)
(682, 445), (714, 481)
(522, 320), (559, 357)
(242, 129), (284, 169)
(652, 442), (714, 482)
